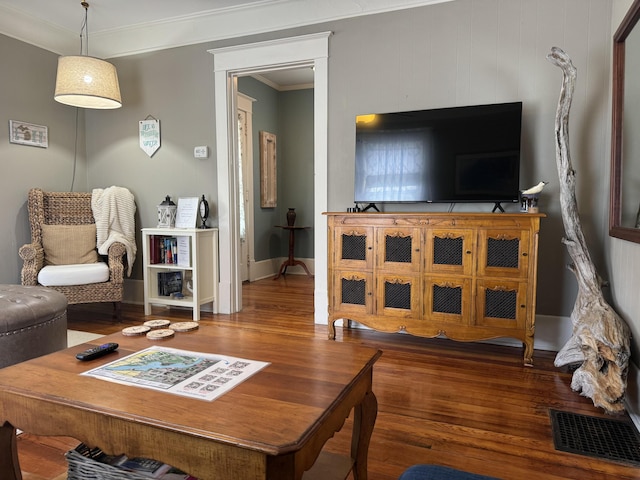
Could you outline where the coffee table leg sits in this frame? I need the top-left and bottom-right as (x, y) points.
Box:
(351, 390), (378, 480)
(0, 422), (20, 480)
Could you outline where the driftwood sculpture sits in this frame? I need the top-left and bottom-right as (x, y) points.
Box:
(547, 47), (631, 414)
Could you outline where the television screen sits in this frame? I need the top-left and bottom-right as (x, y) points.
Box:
(354, 102), (522, 206)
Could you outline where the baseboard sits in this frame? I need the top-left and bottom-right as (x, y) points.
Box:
(481, 314), (573, 352)
(250, 257), (315, 281)
(249, 258), (281, 281)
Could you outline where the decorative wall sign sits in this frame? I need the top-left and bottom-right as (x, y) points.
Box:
(9, 120), (48, 148)
(139, 116), (160, 157)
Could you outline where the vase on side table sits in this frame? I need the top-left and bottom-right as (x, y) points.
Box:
(287, 208), (296, 226)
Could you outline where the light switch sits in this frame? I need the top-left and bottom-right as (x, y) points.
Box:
(194, 146), (208, 158)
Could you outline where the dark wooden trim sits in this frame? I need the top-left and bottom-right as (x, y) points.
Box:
(610, 0), (640, 243)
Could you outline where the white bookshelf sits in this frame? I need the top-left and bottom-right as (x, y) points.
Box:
(142, 228), (218, 321)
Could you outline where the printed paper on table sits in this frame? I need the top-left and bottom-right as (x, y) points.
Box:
(81, 346), (269, 401)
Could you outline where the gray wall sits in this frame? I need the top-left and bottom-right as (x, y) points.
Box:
(3, 0), (635, 346)
(0, 33), (88, 283)
(278, 88), (314, 258)
(85, 45), (218, 279)
(323, 0), (612, 320)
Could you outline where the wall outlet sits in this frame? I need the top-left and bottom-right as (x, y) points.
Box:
(194, 146), (208, 158)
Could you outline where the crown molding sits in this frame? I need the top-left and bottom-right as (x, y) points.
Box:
(0, 0), (452, 58)
(0, 4), (76, 55)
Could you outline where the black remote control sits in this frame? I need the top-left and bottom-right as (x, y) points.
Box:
(76, 342), (119, 361)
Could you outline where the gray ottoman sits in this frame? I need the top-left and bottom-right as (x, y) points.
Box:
(0, 284), (68, 369)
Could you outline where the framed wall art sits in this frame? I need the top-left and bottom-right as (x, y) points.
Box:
(9, 120), (48, 148)
(259, 131), (277, 208)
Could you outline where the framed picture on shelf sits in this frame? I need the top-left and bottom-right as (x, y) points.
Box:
(175, 197), (199, 228)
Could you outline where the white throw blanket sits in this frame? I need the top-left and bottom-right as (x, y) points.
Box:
(91, 186), (137, 276)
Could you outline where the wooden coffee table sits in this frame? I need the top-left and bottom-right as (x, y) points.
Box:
(0, 325), (381, 480)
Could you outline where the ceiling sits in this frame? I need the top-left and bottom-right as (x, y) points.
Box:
(0, 1), (272, 33)
(0, 0), (451, 89)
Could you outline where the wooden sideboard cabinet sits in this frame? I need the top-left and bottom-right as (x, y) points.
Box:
(325, 212), (544, 365)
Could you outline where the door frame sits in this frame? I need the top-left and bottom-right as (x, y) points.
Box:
(237, 92), (255, 282)
(209, 32), (331, 324)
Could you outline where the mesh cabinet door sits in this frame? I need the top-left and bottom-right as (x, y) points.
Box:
(334, 271), (373, 316)
(376, 228), (421, 272)
(376, 273), (420, 318)
(475, 279), (527, 328)
(425, 229), (474, 275)
(423, 277), (471, 325)
(335, 226), (373, 270)
(477, 229), (530, 279)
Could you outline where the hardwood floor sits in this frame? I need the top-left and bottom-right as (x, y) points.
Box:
(16, 275), (640, 480)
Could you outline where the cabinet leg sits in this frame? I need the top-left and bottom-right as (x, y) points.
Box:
(328, 320), (336, 340)
(523, 339), (534, 367)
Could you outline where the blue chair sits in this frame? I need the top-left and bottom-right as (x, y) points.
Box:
(399, 465), (500, 480)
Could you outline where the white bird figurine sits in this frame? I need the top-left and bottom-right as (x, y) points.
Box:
(521, 181), (548, 195)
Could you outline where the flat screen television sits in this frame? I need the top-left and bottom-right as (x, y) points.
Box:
(354, 102), (522, 210)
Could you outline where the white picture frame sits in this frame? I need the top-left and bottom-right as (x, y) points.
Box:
(9, 120), (48, 148)
(175, 197), (199, 228)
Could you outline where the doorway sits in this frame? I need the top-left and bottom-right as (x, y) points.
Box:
(209, 32), (331, 325)
(237, 72), (313, 283)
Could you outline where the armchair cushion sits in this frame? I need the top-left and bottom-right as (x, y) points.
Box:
(42, 224), (99, 266)
(38, 262), (109, 287)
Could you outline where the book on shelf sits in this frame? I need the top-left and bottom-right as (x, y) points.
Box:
(150, 236), (182, 265)
(150, 235), (161, 264)
(158, 271), (183, 296)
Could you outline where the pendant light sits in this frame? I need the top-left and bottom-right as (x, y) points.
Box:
(54, 1), (122, 109)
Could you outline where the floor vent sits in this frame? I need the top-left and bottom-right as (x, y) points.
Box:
(549, 409), (640, 466)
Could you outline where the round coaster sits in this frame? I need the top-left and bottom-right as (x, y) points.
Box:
(122, 325), (151, 336)
(169, 321), (200, 332)
(146, 329), (175, 340)
(143, 319), (171, 329)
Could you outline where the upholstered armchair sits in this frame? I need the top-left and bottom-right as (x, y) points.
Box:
(19, 188), (131, 320)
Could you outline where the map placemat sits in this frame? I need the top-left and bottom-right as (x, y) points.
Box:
(81, 346), (270, 401)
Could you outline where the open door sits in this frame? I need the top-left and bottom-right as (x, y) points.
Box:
(237, 93), (255, 282)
